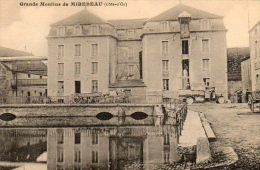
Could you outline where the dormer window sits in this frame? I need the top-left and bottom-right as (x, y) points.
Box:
(74, 25), (82, 35)
(200, 19), (210, 30)
(161, 22), (169, 32)
(127, 29), (134, 37)
(178, 11), (191, 39)
(91, 25), (99, 34)
(57, 27), (65, 36)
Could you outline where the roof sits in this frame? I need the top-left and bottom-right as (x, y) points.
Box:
(110, 80), (146, 88)
(51, 9), (109, 26)
(178, 11), (192, 18)
(249, 20), (260, 33)
(3, 61), (47, 76)
(0, 46), (33, 57)
(148, 4), (222, 22)
(108, 18), (148, 29)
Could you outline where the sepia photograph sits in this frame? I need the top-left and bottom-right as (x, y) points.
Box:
(0, 0), (260, 169)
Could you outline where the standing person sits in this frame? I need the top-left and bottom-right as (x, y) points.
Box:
(205, 87), (210, 101)
(245, 89), (249, 103)
(211, 87), (216, 101)
(183, 64), (189, 89)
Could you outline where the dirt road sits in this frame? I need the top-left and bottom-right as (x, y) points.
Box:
(189, 103), (260, 170)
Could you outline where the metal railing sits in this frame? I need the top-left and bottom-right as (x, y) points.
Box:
(11, 79), (47, 87)
(0, 94), (184, 105)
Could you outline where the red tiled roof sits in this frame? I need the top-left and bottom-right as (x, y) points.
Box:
(148, 4), (222, 22)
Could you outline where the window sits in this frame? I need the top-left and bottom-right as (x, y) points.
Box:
(91, 25), (98, 34)
(163, 134), (170, 145)
(74, 132), (81, 144)
(162, 41), (168, 56)
(57, 27), (65, 36)
(202, 39), (209, 54)
(57, 81), (64, 95)
(163, 151), (170, 164)
(201, 19), (210, 30)
(57, 165), (65, 170)
(182, 40), (189, 54)
(92, 80), (98, 92)
(127, 29), (134, 37)
(91, 44), (98, 57)
(92, 151), (98, 163)
(128, 48), (134, 61)
(58, 63), (64, 75)
(57, 148), (64, 162)
(161, 22), (168, 31)
(75, 81), (81, 94)
(92, 133), (98, 145)
(202, 59), (210, 71)
(203, 78), (210, 87)
(162, 60), (169, 73)
(58, 45), (64, 58)
(57, 129), (64, 144)
(74, 150), (81, 163)
(74, 26), (82, 35)
(75, 44), (81, 57)
(91, 62), (98, 74)
(128, 65), (134, 76)
(74, 165), (81, 170)
(180, 19), (190, 38)
(75, 62), (81, 75)
(163, 79), (169, 90)
(28, 74), (31, 78)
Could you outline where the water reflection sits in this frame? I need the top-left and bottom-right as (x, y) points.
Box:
(48, 125), (179, 170)
(0, 129), (46, 162)
(0, 118), (181, 170)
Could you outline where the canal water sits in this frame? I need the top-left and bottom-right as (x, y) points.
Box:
(0, 115), (181, 170)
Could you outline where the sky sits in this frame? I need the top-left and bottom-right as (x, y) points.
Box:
(0, 0), (260, 56)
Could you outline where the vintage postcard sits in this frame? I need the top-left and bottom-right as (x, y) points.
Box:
(0, 0), (260, 169)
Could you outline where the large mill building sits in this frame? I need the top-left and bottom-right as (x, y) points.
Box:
(47, 4), (228, 100)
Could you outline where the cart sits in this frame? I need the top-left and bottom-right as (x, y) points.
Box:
(248, 91), (260, 112)
(179, 89), (225, 104)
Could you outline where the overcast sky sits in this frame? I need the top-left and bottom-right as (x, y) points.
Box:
(0, 0), (260, 56)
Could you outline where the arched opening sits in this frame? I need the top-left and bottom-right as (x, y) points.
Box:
(96, 112), (113, 120)
(131, 112), (148, 120)
(0, 113), (16, 121)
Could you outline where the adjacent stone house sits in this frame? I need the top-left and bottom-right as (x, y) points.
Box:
(241, 58), (251, 93)
(249, 20), (260, 91)
(227, 47), (250, 102)
(0, 46), (47, 102)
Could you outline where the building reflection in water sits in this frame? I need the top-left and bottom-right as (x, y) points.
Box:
(47, 125), (179, 170)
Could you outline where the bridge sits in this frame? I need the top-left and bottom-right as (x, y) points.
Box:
(0, 102), (187, 128)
